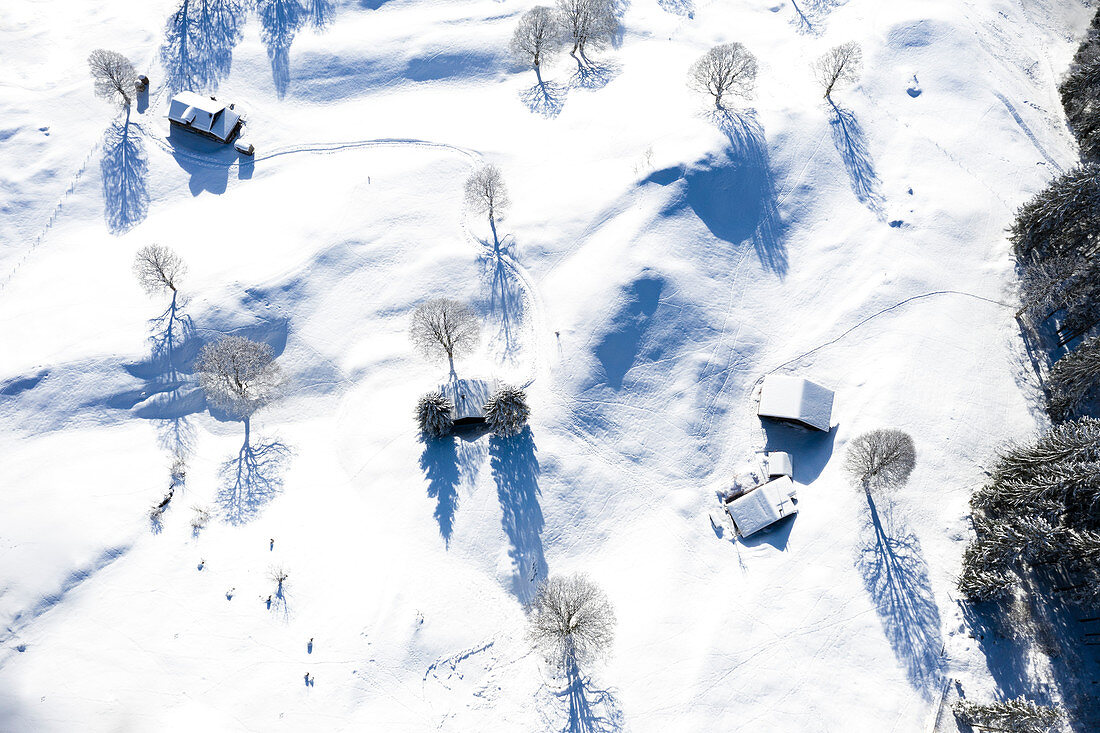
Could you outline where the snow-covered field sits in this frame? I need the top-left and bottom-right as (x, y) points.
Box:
(0, 0), (1092, 730)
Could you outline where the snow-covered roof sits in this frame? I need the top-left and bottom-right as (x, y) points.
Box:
(439, 379), (492, 423)
(168, 91), (241, 143)
(726, 476), (798, 538)
(761, 451), (793, 478)
(757, 375), (834, 432)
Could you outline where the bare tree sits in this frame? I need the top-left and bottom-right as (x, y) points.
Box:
(197, 336), (285, 440)
(416, 390), (454, 438)
(133, 244), (186, 295)
(464, 164), (510, 243)
(191, 505), (213, 536)
(88, 49), (138, 108)
(844, 429), (916, 493)
(484, 385), (531, 437)
(688, 43), (758, 109)
(814, 41), (862, 100)
(528, 573), (616, 671)
(409, 298), (481, 373)
(556, 0), (619, 62)
(511, 6), (561, 82)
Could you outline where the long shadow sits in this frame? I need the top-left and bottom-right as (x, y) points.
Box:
(217, 427), (290, 525)
(790, 0), (846, 34)
(100, 115), (149, 235)
(857, 494), (944, 697)
(828, 101), (885, 218)
(478, 239), (527, 361)
(570, 59), (620, 92)
(256, 0), (307, 97)
(686, 110), (786, 275)
(489, 427), (547, 604)
(520, 79), (567, 119)
(420, 434), (460, 547)
(160, 0), (249, 94)
(556, 661), (625, 733)
(168, 127), (235, 195)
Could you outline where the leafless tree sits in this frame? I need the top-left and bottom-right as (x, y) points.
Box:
(191, 505), (213, 536)
(556, 0), (619, 62)
(464, 164), (510, 243)
(133, 244), (186, 295)
(197, 336), (285, 439)
(814, 41), (862, 99)
(512, 6), (561, 82)
(688, 43), (758, 109)
(528, 573), (616, 671)
(409, 299), (481, 372)
(844, 429), (916, 493)
(88, 49), (138, 108)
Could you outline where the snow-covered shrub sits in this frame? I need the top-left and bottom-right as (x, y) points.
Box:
(952, 697), (1063, 733)
(191, 505), (212, 536)
(416, 390), (454, 438)
(483, 385), (530, 437)
(843, 429), (915, 493)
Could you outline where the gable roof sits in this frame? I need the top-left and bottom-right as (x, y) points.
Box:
(726, 476), (798, 537)
(168, 92), (241, 143)
(758, 375), (834, 432)
(439, 379), (492, 422)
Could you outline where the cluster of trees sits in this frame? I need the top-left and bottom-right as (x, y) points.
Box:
(957, 419), (1100, 605)
(410, 297), (530, 438)
(687, 40), (861, 110)
(1014, 10), (1100, 420)
(510, 0), (620, 78)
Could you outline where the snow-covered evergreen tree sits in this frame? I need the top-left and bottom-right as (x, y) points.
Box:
(1010, 164), (1100, 262)
(1049, 335), (1100, 420)
(416, 390), (454, 438)
(483, 385), (530, 437)
(952, 697), (1063, 733)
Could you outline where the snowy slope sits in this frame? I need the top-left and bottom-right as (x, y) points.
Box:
(0, 0), (1093, 730)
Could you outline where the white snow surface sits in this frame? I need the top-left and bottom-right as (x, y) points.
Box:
(0, 0), (1091, 730)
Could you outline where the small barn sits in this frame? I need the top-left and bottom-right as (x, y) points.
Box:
(168, 91), (242, 143)
(758, 375), (834, 432)
(725, 476), (798, 538)
(439, 379), (493, 427)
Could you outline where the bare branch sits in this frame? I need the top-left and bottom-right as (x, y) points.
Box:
(464, 164), (510, 225)
(133, 244), (186, 295)
(844, 429), (916, 493)
(88, 49), (138, 108)
(196, 336), (285, 422)
(409, 298), (481, 367)
(527, 573), (616, 671)
(511, 6), (562, 73)
(688, 43), (758, 109)
(814, 41), (862, 99)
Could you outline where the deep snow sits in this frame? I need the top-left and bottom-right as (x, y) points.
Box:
(0, 0), (1094, 730)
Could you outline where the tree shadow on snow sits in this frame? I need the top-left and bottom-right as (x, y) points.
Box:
(420, 433), (460, 547)
(790, 0), (847, 35)
(683, 109), (786, 275)
(857, 494), (945, 697)
(477, 237), (528, 362)
(828, 101), (885, 219)
(657, 0), (694, 18)
(160, 0), (249, 94)
(100, 115), (149, 235)
(256, 0), (335, 97)
(217, 432), (291, 525)
(569, 58), (620, 92)
(554, 660), (624, 730)
(490, 427), (547, 604)
(520, 79), (567, 119)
